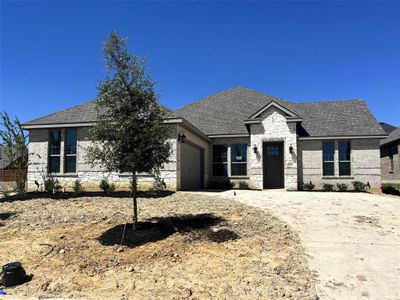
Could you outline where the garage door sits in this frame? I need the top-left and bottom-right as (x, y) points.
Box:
(180, 143), (202, 190)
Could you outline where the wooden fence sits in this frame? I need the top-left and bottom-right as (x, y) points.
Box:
(0, 169), (26, 182)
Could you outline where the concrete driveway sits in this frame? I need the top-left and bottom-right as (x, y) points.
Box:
(195, 190), (400, 299)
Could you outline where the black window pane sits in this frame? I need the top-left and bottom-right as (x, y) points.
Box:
(231, 164), (247, 176)
(50, 130), (61, 155)
(231, 144), (247, 162)
(49, 156), (60, 173)
(213, 145), (227, 163)
(339, 141), (351, 161)
(323, 162), (334, 176)
(65, 156), (76, 173)
(322, 141), (334, 161)
(66, 129), (77, 154)
(267, 145), (280, 156)
(213, 163), (227, 176)
(339, 162), (351, 176)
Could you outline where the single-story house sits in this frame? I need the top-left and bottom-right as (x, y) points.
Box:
(380, 123), (400, 183)
(22, 87), (387, 191)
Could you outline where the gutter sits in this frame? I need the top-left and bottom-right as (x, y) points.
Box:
(298, 135), (388, 140)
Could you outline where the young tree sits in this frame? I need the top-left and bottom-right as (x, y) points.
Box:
(0, 112), (28, 194)
(86, 31), (170, 230)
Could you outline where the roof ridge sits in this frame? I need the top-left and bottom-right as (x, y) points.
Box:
(292, 98), (364, 104)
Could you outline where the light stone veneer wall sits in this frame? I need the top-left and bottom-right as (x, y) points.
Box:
(249, 107), (298, 190)
(27, 125), (179, 191)
(298, 138), (382, 190)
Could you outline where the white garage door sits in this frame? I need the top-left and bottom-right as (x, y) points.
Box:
(180, 143), (202, 190)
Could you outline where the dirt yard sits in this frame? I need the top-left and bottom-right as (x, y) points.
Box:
(0, 193), (316, 299)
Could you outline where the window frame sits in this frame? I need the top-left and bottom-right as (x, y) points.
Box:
(322, 140), (335, 176)
(231, 144), (248, 177)
(338, 140), (351, 176)
(48, 130), (62, 174)
(212, 145), (228, 176)
(64, 128), (78, 173)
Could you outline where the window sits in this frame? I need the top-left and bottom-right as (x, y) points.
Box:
(231, 144), (247, 176)
(266, 145), (280, 156)
(339, 140), (351, 176)
(213, 145), (228, 176)
(65, 129), (77, 173)
(49, 130), (61, 173)
(322, 141), (334, 176)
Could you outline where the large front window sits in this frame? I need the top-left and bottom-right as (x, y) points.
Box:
(231, 144), (247, 176)
(65, 128), (77, 173)
(339, 140), (351, 176)
(322, 141), (334, 176)
(49, 130), (61, 173)
(213, 145), (228, 176)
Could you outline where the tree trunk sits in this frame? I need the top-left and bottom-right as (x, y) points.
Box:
(132, 171), (138, 231)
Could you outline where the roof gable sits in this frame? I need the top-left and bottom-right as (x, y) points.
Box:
(249, 100), (300, 119)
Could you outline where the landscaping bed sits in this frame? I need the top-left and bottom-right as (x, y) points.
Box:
(0, 193), (316, 299)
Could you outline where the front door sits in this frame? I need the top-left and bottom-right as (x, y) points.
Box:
(263, 142), (284, 189)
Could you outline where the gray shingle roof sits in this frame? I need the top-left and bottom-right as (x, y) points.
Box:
(380, 127), (400, 146)
(23, 86), (385, 138)
(23, 100), (98, 125)
(169, 86), (385, 137)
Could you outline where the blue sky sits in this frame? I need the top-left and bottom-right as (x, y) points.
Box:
(1, 1), (399, 126)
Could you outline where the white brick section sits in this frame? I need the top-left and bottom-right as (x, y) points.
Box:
(249, 107), (298, 190)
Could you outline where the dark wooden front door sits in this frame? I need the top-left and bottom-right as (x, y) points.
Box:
(263, 142), (284, 189)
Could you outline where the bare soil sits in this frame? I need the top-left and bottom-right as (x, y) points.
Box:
(0, 193), (316, 299)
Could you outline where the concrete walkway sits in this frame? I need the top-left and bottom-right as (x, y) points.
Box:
(189, 190), (400, 299)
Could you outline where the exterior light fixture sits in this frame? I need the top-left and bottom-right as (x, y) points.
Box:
(289, 144), (294, 154)
(253, 144), (258, 153)
(178, 131), (186, 144)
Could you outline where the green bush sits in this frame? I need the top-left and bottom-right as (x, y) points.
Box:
(322, 183), (334, 192)
(336, 183), (348, 192)
(238, 181), (249, 190)
(100, 178), (111, 193)
(44, 177), (61, 193)
(73, 180), (84, 194)
(109, 183), (116, 193)
(352, 181), (367, 192)
(303, 181), (315, 191)
(381, 185), (400, 196)
(152, 171), (166, 194)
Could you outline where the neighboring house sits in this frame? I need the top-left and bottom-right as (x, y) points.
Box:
(380, 124), (400, 183)
(22, 87), (386, 191)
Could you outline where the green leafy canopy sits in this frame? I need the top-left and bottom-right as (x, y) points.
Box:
(86, 31), (170, 174)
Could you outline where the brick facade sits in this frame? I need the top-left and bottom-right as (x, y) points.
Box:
(380, 142), (400, 183)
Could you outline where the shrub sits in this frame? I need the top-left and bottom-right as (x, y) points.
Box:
(44, 177), (61, 193)
(303, 181), (315, 191)
(352, 181), (367, 192)
(109, 183), (116, 193)
(336, 183), (348, 192)
(381, 185), (400, 196)
(73, 180), (84, 194)
(323, 183), (334, 192)
(99, 179), (110, 193)
(238, 181), (249, 190)
(152, 171), (166, 194)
